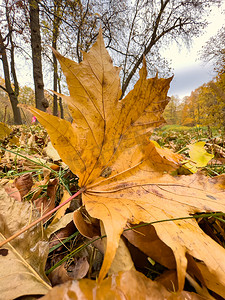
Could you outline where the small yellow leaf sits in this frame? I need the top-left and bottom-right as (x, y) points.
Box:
(0, 122), (12, 139)
(8, 136), (19, 146)
(188, 141), (214, 167)
(184, 141), (214, 173)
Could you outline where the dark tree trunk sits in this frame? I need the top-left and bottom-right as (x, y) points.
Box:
(52, 15), (58, 117)
(53, 54), (58, 116)
(52, 0), (62, 117)
(58, 78), (64, 119)
(29, 0), (48, 111)
(0, 31), (22, 125)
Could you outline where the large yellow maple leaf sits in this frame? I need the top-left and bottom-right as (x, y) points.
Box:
(23, 29), (225, 294)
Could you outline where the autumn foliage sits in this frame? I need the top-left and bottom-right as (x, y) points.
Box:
(1, 29), (225, 299)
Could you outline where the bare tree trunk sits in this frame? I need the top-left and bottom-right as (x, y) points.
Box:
(29, 0), (48, 111)
(52, 57), (58, 116)
(0, 30), (22, 125)
(52, 0), (61, 117)
(58, 77), (64, 119)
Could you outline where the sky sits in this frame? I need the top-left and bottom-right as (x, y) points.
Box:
(164, 3), (225, 99)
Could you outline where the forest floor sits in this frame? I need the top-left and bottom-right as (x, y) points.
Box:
(0, 123), (225, 299)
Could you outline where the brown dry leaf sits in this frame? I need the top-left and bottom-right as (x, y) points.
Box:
(48, 220), (76, 250)
(123, 223), (176, 270)
(3, 180), (22, 202)
(46, 213), (74, 239)
(41, 269), (206, 300)
(22, 29), (225, 294)
(19, 131), (27, 146)
(14, 173), (33, 198)
(0, 187), (51, 299)
(27, 134), (37, 148)
(48, 263), (72, 286)
(34, 178), (58, 222)
(156, 270), (178, 292)
(48, 257), (90, 287)
(67, 257), (89, 280)
(73, 208), (101, 239)
(31, 168), (51, 201)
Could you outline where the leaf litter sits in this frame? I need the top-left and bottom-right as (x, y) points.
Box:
(0, 187), (51, 299)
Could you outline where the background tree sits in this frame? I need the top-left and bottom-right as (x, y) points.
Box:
(0, 77), (11, 123)
(163, 95), (181, 124)
(38, 0), (222, 103)
(29, 0), (48, 111)
(37, 0), (127, 116)
(200, 25), (225, 74)
(180, 78), (225, 128)
(200, 24), (225, 126)
(104, 0), (222, 97)
(181, 93), (197, 126)
(0, 0), (23, 124)
(18, 85), (35, 106)
(51, 0), (62, 117)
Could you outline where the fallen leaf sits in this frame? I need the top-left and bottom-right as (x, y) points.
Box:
(46, 212), (74, 238)
(48, 263), (71, 286)
(44, 141), (62, 161)
(0, 187), (51, 299)
(73, 208), (101, 239)
(156, 270), (178, 291)
(188, 141), (214, 166)
(19, 131), (27, 146)
(184, 141), (214, 173)
(196, 262), (225, 298)
(0, 122), (12, 139)
(14, 173), (33, 198)
(51, 189), (71, 224)
(27, 134), (37, 148)
(3, 180), (22, 202)
(123, 223), (176, 270)
(22, 29), (225, 294)
(150, 140), (183, 166)
(48, 220), (76, 250)
(34, 178), (58, 222)
(67, 256), (89, 280)
(41, 269), (206, 300)
(8, 135), (19, 146)
(100, 225), (135, 276)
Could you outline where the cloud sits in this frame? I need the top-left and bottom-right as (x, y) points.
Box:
(168, 63), (216, 98)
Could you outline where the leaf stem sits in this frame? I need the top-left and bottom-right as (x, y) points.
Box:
(0, 187), (85, 248)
